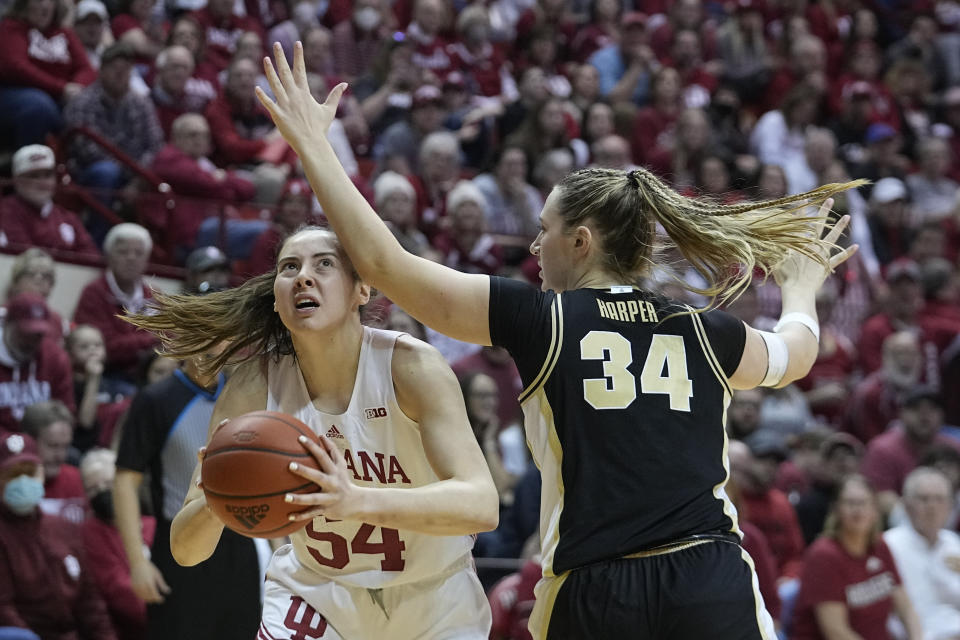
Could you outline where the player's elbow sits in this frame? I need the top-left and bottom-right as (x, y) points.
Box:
(471, 483), (500, 533)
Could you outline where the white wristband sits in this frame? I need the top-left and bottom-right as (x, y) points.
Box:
(774, 312), (820, 343)
(758, 331), (789, 387)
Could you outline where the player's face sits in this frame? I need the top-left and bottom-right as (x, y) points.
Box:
(530, 191), (576, 292)
(274, 230), (370, 335)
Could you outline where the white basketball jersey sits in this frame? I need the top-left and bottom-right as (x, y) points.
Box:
(266, 327), (474, 589)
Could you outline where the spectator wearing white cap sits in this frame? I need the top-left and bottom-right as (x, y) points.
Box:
(0, 145), (100, 259)
(73, 0), (110, 69)
(867, 176), (912, 266)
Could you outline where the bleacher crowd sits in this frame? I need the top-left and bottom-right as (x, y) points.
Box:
(1, 0), (960, 638)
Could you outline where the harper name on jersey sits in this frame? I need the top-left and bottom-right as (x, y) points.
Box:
(264, 327), (473, 590)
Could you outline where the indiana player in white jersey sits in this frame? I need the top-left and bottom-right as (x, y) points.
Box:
(129, 227), (499, 639)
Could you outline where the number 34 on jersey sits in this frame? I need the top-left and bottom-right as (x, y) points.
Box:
(580, 331), (693, 412)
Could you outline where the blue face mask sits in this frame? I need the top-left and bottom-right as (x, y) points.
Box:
(3, 475), (44, 515)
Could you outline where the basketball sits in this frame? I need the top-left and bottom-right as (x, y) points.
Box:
(202, 411), (321, 538)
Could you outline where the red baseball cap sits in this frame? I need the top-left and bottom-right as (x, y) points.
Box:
(4, 293), (51, 335)
(0, 433), (41, 471)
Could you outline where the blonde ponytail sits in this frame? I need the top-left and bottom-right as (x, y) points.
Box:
(554, 168), (867, 309)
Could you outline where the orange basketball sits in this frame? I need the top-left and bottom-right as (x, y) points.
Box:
(202, 411), (321, 538)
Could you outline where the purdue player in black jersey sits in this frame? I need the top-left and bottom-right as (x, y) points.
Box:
(258, 42), (863, 640)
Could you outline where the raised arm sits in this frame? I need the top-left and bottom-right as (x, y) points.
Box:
(285, 336), (499, 535)
(169, 362), (267, 566)
(729, 201), (857, 390)
(256, 42), (493, 346)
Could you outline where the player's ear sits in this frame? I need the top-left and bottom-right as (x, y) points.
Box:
(573, 225), (593, 256)
(356, 282), (372, 307)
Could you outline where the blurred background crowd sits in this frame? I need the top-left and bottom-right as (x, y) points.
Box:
(1, 0), (960, 638)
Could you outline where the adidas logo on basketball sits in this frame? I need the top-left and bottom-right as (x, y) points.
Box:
(325, 425), (344, 439)
(225, 504), (269, 530)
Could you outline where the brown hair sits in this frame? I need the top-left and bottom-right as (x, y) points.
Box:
(553, 167), (866, 308)
(821, 474), (882, 542)
(125, 226), (361, 374)
(5, 0), (66, 27)
(20, 400), (74, 437)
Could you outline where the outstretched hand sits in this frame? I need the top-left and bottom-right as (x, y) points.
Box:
(256, 41), (347, 155)
(773, 198), (858, 290)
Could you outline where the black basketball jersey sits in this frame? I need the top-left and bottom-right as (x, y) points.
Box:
(489, 277), (747, 576)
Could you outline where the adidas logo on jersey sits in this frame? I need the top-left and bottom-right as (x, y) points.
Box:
(364, 407), (388, 419)
(325, 425), (344, 439)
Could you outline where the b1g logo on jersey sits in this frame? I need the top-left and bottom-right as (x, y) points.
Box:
(364, 407), (388, 419)
(226, 503), (269, 529)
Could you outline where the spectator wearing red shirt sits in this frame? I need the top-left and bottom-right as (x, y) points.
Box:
(729, 439), (806, 582)
(857, 259), (958, 379)
(73, 224), (158, 380)
(0, 294), (74, 435)
(245, 178), (315, 276)
(150, 113), (255, 255)
(150, 45), (216, 137)
(167, 14), (220, 90)
(404, 0), (451, 75)
(80, 448), (154, 640)
(861, 387), (960, 518)
(514, 0), (577, 61)
(446, 6), (509, 99)
(20, 401), (86, 525)
(0, 432), (117, 639)
(189, 0), (262, 72)
(795, 282), (856, 427)
(846, 331), (921, 445)
(3, 249), (70, 343)
(791, 475), (921, 640)
(829, 39), (901, 130)
(762, 34), (827, 114)
(111, 0), (165, 62)
(409, 129), (461, 234)
(0, 0), (95, 146)
(453, 346), (523, 431)
(0, 145), (100, 260)
(919, 258), (960, 325)
(649, 0), (718, 64)
(330, 0), (388, 82)
(433, 180), (504, 275)
(630, 67), (682, 167)
(569, 0), (620, 63)
(204, 57), (282, 166)
(663, 28), (718, 101)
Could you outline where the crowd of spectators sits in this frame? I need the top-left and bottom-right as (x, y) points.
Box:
(2, 0), (960, 638)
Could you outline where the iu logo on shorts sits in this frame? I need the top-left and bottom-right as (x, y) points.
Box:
(283, 596), (328, 639)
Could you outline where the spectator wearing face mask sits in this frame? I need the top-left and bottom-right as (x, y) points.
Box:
(0, 432), (116, 639)
(331, 0), (387, 82)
